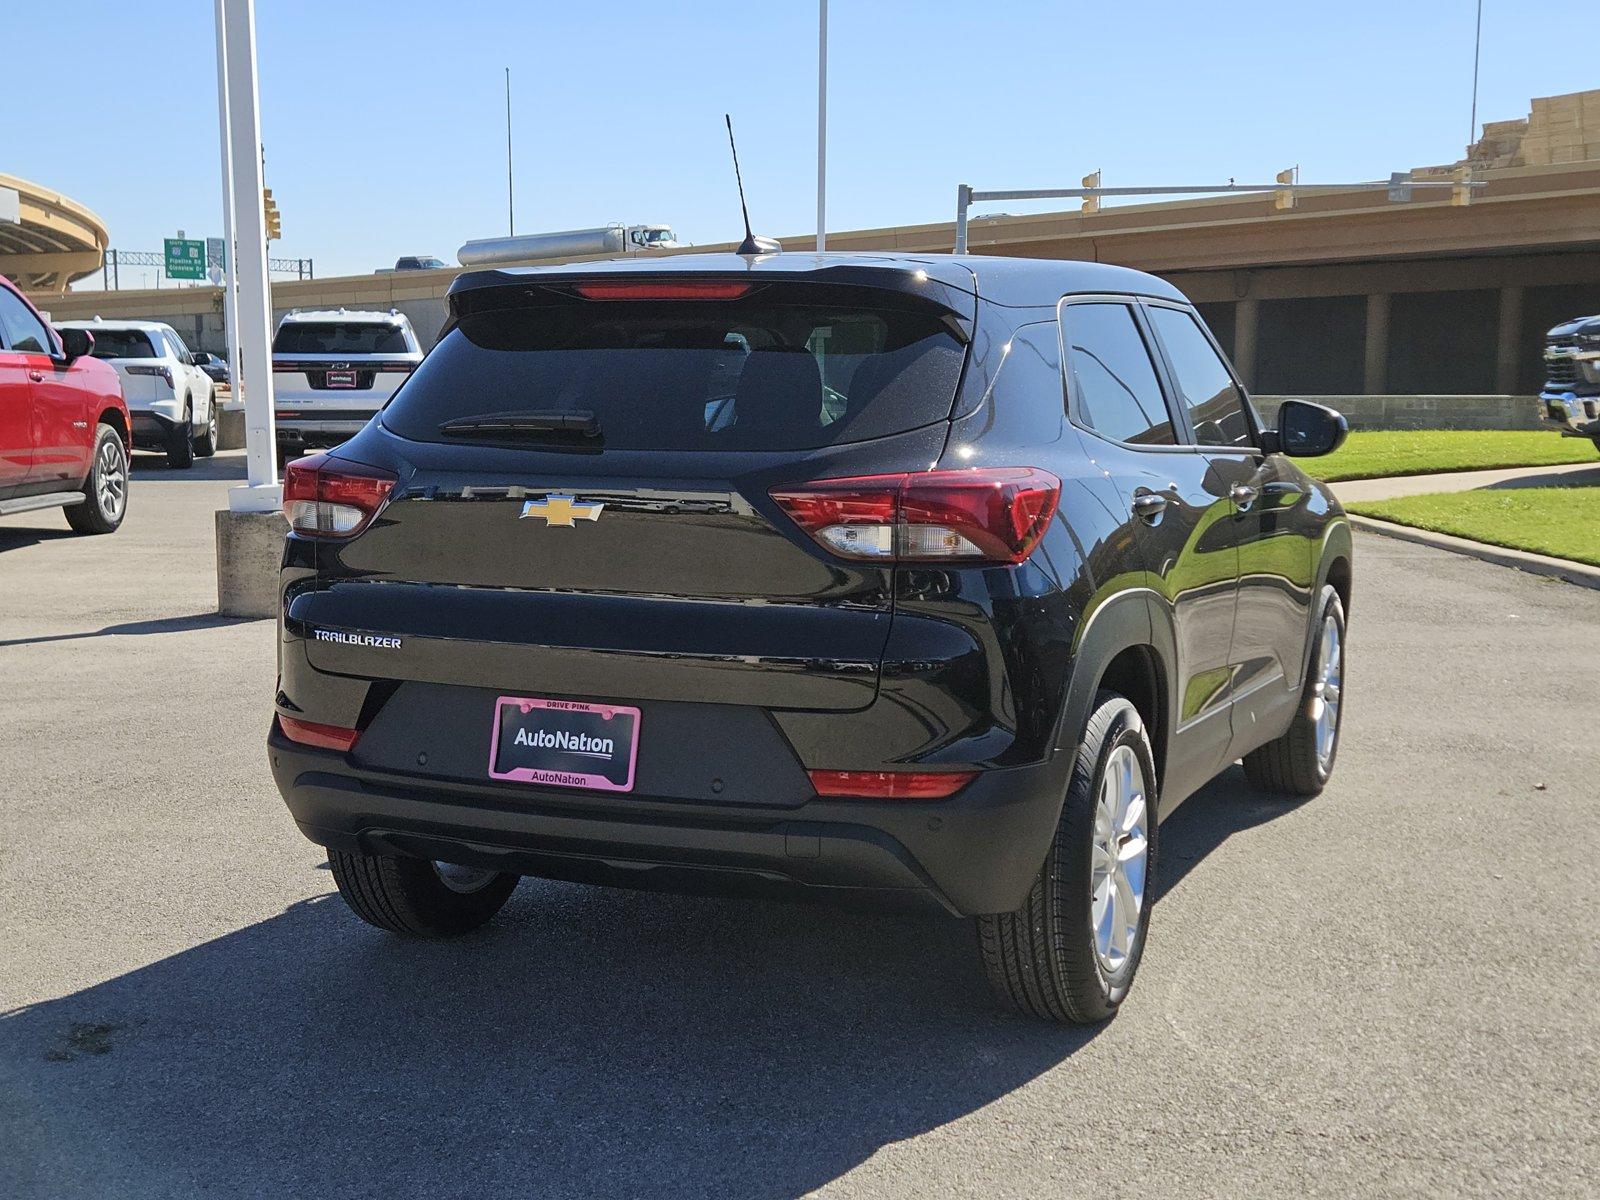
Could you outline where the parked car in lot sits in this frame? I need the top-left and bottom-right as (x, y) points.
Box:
(1540, 312), (1600, 451)
(271, 308), (423, 456)
(268, 253), (1353, 1024)
(191, 350), (231, 388)
(55, 318), (219, 468)
(0, 277), (131, 534)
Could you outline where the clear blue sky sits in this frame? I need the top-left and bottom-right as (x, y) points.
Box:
(9, 0), (1597, 289)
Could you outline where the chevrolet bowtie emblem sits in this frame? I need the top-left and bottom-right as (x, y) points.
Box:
(521, 494), (604, 526)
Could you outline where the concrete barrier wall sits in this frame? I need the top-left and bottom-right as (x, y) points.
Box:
(1256, 394), (1543, 431)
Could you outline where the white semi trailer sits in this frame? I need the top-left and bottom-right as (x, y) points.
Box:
(457, 224), (679, 267)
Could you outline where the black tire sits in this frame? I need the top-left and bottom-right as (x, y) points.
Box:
(193, 391), (219, 457)
(1590, 436), (1600, 456)
(166, 403), (195, 469)
(977, 691), (1159, 1024)
(64, 423), (128, 535)
(328, 850), (519, 937)
(1243, 586), (1346, 797)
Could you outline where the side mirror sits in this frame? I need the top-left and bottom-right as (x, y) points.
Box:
(57, 326), (94, 362)
(1268, 399), (1348, 458)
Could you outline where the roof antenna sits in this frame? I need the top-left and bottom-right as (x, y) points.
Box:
(726, 114), (781, 256)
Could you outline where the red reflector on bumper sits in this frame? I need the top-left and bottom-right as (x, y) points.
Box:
(278, 716), (360, 751)
(807, 769), (977, 799)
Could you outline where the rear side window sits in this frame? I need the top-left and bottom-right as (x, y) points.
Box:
(381, 288), (968, 452)
(1061, 302), (1175, 446)
(1146, 306), (1254, 448)
(273, 322), (411, 355)
(84, 329), (159, 359)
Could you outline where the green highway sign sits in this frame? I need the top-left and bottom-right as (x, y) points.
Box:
(164, 237), (206, 280)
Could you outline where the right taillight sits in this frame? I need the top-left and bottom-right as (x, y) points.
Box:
(771, 467), (1060, 565)
(282, 453), (396, 538)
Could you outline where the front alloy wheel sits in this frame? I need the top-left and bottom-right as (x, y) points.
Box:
(1243, 585), (1347, 796)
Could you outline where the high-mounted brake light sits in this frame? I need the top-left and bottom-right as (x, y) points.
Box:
(277, 715), (360, 752)
(573, 281), (752, 301)
(771, 468), (1061, 565)
(807, 769), (977, 799)
(282, 453), (396, 538)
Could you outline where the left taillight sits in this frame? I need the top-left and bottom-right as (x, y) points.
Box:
(771, 467), (1061, 565)
(277, 715), (360, 751)
(282, 453), (396, 538)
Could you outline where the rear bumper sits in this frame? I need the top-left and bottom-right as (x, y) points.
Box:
(268, 724), (1067, 917)
(130, 410), (182, 449)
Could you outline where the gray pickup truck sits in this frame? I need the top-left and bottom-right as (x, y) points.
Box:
(1541, 313), (1600, 451)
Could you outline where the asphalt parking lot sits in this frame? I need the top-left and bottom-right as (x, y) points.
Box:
(2, 452), (1597, 1199)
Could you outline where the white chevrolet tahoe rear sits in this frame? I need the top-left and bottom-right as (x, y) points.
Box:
(271, 309), (423, 454)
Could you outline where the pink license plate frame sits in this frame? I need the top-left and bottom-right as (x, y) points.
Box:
(487, 696), (640, 792)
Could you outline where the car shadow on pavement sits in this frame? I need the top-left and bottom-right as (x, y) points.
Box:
(0, 525), (79, 553)
(0, 613), (253, 650)
(1480, 462), (1600, 490)
(128, 451), (249, 483)
(1153, 764), (1311, 903)
(0, 769), (1298, 1200)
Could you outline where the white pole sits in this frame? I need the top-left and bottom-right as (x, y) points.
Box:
(218, 0), (279, 510)
(213, 2), (242, 405)
(816, 0), (827, 252)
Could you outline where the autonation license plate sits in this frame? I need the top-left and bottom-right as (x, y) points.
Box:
(325, 369), (357, 388)
(488, 696), (640, 792)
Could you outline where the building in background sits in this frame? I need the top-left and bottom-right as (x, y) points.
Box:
(23, 91), (1600, 397)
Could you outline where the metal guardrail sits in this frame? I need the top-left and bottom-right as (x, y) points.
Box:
(952, 172), (1485, 253)
(99, 248), (313, 288)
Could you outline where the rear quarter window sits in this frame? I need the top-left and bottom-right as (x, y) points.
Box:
(380, 288), (968, 452)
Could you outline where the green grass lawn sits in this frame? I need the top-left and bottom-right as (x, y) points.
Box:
(1348, 488), (1600, 567)
(1308, 430), (1597, 482)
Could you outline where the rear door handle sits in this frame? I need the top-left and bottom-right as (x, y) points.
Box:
(1229, 483), (1260, 510)
(1131, 491), (1168, 524)
(27, 369), (44, 382)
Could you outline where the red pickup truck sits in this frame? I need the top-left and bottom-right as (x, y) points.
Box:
(0, 276), (131, 534)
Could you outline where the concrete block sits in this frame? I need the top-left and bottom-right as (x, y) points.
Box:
(218, 403), (246, 451)
(216, 509), (288, 619)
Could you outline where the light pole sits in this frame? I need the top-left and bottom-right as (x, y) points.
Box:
(215, 0), (278, 511)
(213, 4), (242, 402)
(816, 0), (827, 252)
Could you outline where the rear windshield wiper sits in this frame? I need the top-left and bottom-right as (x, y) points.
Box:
(439, 410), (601, 438)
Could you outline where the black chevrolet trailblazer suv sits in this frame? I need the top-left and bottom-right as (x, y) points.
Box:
(269, 252), (1352, 1024)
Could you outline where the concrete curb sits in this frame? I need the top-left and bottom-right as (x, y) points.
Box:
(1349, 515), (1600, 591)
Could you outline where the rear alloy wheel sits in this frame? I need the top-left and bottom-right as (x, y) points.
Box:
(194, 392), (219, 457)
(65, 424), (129, 535)
(1243, 586), (1346, 797)
(978, 690), (1158, 1023)
(166, 402), (195, 469)
(328, 850), (519, 937)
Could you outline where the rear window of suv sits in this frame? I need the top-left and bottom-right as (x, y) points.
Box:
(380, 285), (968, 452)
(273, 322), (411, 355)
(85, 329), (159, 359)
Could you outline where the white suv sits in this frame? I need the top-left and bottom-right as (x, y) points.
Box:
(271, 308), (423, 454)
(56, 318), (219, 468)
